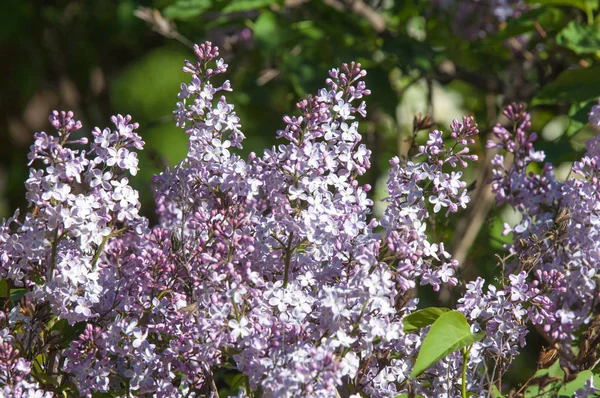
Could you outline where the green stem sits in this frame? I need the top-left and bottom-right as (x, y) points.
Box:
(461, 346), (471, 398)
(49, 228), (59, 280)
(245, 376), (252, 397)
(91, 235), (110, 270)
(49, 229), (68, 280)
(231, 296), (240, 321)
(282, 232), (294, 288)
(91, 228), (127, 270)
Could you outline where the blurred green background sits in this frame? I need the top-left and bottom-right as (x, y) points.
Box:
(2, 0), (600, 390)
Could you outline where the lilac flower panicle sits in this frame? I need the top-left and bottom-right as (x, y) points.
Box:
(4, 42), (600, 397)
(487, 101), (600, 373)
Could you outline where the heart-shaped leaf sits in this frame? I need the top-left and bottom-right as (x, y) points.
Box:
(410, 311), (485, 378)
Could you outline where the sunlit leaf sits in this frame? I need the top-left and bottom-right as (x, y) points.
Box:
(222, 0), (276, 13)
(163, 0), (213, 20)
(410, 311), (485, 378)
(557, 21), (600, 54)
(558, 370), (600, 396)
(402, 307), (451, 333)
(528, 0), (598, 12)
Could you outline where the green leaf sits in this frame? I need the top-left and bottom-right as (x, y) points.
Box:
(491, 384), (505, 398)
(532, 65), (600, 105)
(567, 98), (597, 136)
(30, 274), (44, 285)
(410, 311), (485, 378)
(252, 11), (281, 56)
(33, 371), (59, 387)
(528, 0), (598, 12)
(0, 279), (8, 298)
(524, 360), (565, 396)
(498, 7), (565, 39)
(163, 0), (213, 20)
(402, 307), (451, 333)
(292, 20), (325, 40)
(92, 393), (117, 398)
(557, 21), (600, 54)
(10, 288), (26, 303)
(558, 370), (600, 396)
(222, 0), (276, 13)
(50, 319), (87, 347)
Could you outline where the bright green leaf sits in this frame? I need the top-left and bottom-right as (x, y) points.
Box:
(528, 0), (598, 12)
(524, 360), (565, 396)
(402, 307), (451, 333)
(32, 353), (46, 373)
(163, 0), (213, 20)
(410, 311), (485, 378)
(557, 21), (600, 54)
(532, 65), (600, 105)
(253, 11), (281, 56)
(222, 0), (276, 13)
(558, 370), (600, 396)
(491, 384), (505, 398)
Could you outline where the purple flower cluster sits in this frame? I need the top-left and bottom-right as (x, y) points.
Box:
(487, 102), (600, 372)
(1, 42), (599, 397)
(0, 328), (52, 397)
(382, 116), (477, 294)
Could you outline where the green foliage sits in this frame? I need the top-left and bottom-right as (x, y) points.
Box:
(528, 0), (599, 12)
(491, 385), (504, 398)
(164, 0), (213, 19)
(410, 311), (485, 378)
(533, 65), (600, 105)
(252, 10), (281, 57)
(558, 370), (600, 396)
(0, 279), (7, 298)
(110, 46), (188, 123)
(9, 287), (26, 303)
(222, 0), (277, 13)
(566, 98), (598, 136)
(521, 359), (600, 397)
(402, 307), (451, 333)
(164, 0), (278, 19)
(498, 7), (566, 39)
(557, 21), (600, 54)
(48, 319), (87, 349)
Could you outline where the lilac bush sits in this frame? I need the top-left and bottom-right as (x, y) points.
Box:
(1, 42), (599, 397)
